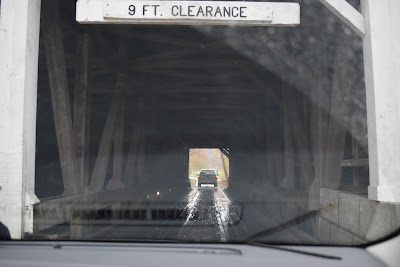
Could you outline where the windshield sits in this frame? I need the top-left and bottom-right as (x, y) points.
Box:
(200, 170), (216, 175)
(1, 0), (400, 246)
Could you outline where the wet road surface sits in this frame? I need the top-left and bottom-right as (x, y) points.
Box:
(103, 188), (247, 242)
(158, 187), (246, 242)
(177, 188), (230, 242)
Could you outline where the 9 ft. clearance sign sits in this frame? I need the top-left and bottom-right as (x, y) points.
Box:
(127, 3), (249, 19)
(76, 0), (300, 27)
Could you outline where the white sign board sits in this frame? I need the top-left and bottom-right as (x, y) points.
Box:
(76, 0), (300, 26)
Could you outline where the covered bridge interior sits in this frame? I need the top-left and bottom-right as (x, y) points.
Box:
(31, 0), (378, 242)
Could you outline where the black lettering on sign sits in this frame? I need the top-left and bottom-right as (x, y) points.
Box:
(128, 5), (136, 15)
(214, 6), (222, 17)
(168, 4), (246, 19)
(172, 5), (178, 16)
(205, 6), (212, 17)
(197, 6), (205, 17)
(240, 6), (247, 18)
(153, 5), (160, 16)
(188, 6), (195, 17)
(223, 6), (231, 17)
(143, 5), (149, 15)
(232, 6), (239, 17)
(179, 6), (187, 16)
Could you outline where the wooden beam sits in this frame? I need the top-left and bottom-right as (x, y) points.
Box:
(254, 115), (265, 183)
(350, 114), (360, 187)
(220, 151), (228, 179)
(119, 28), (214, 49)
(280, 91), (295, 189)
(33, 188), (129, 232)
(283, 86), (314, 190)
(113, 106), (125, 181)
(90, 58), (250, 73)
(220, 148), (230, 158)
(224, 30), (316, 98)
(106, 95), (126, 190)
(239, 63), (282, 106)
(133, 69), (219, 82)
(318, 0), (366, 37)
(134, 102), (147, 185)
(265, 114), (277, 182)
(132, 42), (225, 62)
(90, 84), (258, 95)
(132, 59), (248, 70)
(89, 74), (125, 192)
(83, 100), (91, 188)
(323, 26), (354, 190)
(310, 83), (330, 191)
(266, 39), (316, 82)
(43, 0), (80, 196)
(123, 98), (145, 187)
(70, 211), (83, 239)
(308, 21), (330, 216)
(341, 158), (369, 167)
(73, 33), (90, 189)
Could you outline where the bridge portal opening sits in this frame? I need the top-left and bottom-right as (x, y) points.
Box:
(188, 148), (229, 189)
(26, 0), (380, 244)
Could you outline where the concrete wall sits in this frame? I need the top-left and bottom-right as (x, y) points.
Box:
(319, 188), (400, 244)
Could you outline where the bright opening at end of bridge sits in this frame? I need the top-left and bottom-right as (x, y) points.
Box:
(188, 148), (229, 189)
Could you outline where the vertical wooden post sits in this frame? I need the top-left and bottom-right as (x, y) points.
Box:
(352, 137), (360, 189)
(111, 203), (122, 225)
(280, 91), (295, 188)
(309, 22), (330, 215)
(43, 0), (80, 196)
(73, 33), (90, 189)
(123, 98), (145, 187)
(265, 125), (276, 183)
(309, 77), (327, 213)
(350, 112), (361, 190)
(323, 25), (354, 190)
(136, 126), (146, 184)
(265, 101), (277, 184)
(70, 210), (83, 239)
(132, 98), (147, 185)
(283, 86), (314, 189)
(311, 80), (330, 190)
(89, 74), (125, 192)
(254, 114), (265, 183)
(113, 105), (125, 181)
(220, 151), (228, 179)
(106, 95), (126, 190)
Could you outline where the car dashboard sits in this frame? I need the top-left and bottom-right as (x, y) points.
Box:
(0, 241), (386, 267)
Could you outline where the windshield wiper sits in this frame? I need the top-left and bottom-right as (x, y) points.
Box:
(245, 210), (342, 260)
(246, 210), (320, 241)
(246, 241), (342, 260)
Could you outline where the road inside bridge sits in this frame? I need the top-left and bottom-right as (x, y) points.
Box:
(103, 188), (247, 242)
(176, 188), (242, 242)
(156, 187), (247, 242)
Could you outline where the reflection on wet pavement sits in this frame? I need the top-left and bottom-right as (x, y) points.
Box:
(176, 188), (244, 242)
(101, 188), (246, 242)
